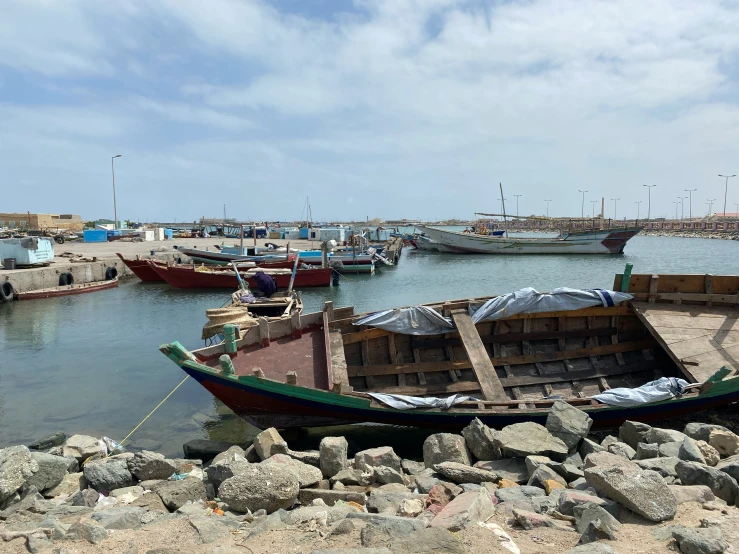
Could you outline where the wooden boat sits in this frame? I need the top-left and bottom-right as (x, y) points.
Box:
(117, 253), (162, 282)
(160, 272), (739, 430)
(149, 261), (332, 289)
(17, 279), (118, 300)
(177, 246), (293, 265)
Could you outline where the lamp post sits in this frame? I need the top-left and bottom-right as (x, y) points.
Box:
(680, 197), (688, 222)
(707, 199), (716, 216)
(635, 200), (642, 220)
(590, 200), (598, 218)
(578, 190), (587, 219)
(545, 199), (552, 218)
(513, 194), (522, 218)
(673, 201), (679, 220)
(111, 155), (122, 230)
(643, 184), (656, 221)
(718, 174), (736, 217)
(610, 198), (620, 220)
(684, 188), (697, 221)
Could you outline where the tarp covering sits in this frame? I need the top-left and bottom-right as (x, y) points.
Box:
(368, 392), (478, 410)
(353, 306), (454, 335)
(470, 288), (633, 324)
(593, 377), (692, 407)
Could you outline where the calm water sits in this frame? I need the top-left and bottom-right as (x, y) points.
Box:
(1, 234), (737, 457)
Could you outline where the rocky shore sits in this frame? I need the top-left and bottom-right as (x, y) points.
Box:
(641, 230), (739, 241)
(1, 403), (738, 554)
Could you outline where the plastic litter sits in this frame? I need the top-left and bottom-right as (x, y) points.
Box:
(477, 521), (520, 554)
(94, 495), (118, 511)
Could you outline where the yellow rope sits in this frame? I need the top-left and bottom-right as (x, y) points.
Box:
(110, 375), (190, 454)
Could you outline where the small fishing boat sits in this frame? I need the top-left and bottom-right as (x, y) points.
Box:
(116, 254), (163, 282)
(149, 261), (332, 289)
(16, 279), (118, 300)
(160, 271), (739, 430)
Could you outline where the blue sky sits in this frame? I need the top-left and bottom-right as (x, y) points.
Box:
(2, 0), (739, 222)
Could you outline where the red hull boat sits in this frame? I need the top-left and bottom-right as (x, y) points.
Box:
(148, 261), (332, 289)
(17, 279), (118, 300)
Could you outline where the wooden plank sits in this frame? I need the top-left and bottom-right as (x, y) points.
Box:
(342, 327), (391, 345)
(649, 275), (659, 303)
(442, 303), (458, 383)
(413, 347), (427, 386)
(371, 381), (481, 396)
(628, 292), (739, 304)
(705, 274), (713, 307)
(494, 321), (526, 407)
(324, 301), (334, 322)
(501, 306), (631, 320)
(450, 309), (507, 401)
(411, 327), (618, 350)
(361, 330), (375, 389)
(387, 334), (405, 387)
(328, 330), (350, 388)
(323, 310), (335, 386)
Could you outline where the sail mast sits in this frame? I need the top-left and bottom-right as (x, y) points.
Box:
(500, 183), (509, 238)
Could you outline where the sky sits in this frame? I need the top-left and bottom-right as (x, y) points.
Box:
(2, 0), (739, 223)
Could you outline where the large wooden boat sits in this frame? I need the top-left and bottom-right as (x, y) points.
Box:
(149, 261), (332, 289)
(17, 279), (118, 300)
(160, 272), (739, 430)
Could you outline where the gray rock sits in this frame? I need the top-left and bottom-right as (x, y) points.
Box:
(401, 460), (425, 475)
(675, 461), (739, 504)
(253, 427), (287, 461)
(636, 442), (659, 459)
(474, 458), (527, 483)
(566, 545), (618, 554)
(672, 526), (727, 554)
(669, 485), (715, 505)
(26, 452), (68, 492)
(389, 527), (467, 554)
(360, 517), (425, 547)
(65, 519), (107, 544)
(61, 435), (100, 463)
(284, 504), (351, 525)
(600, 436), (619, 449)
(494, 422), (568, 461)
(219, 464), (298, 514)
(584, 466), (677, 522)
(531, 495), (557, 514)
(684, 423), (730, 443)
(182, 439), (236, 463)
(434, 461), (497, 484)
(579, 439), (605, 459)
(373, 466), (405, 485)
(607, 442), (636, 460)
(545, 401), (593, 450)
(565, 451), (584, 468)
(320, 436), (349, 478)
(110, 485), (144, 500)
(70, 487), (99, 507)
(549, 462), (585, 482)
(354, 447), (402, 473)
(575, 502), (621, 543)
(659, 441), (683, 458)
(679, 438), (707, 464)
(429, 487), (494, 531)
(299, 488), (366, 507)
(91, 506), (146, 530)
(0, 445), (38, 502)
(83, 458), (134, 492)
(366, 489), (425, 515)
(618, 421), (651, 449)
(128, 451), (177, 481)
(189, 515), (230, 544)
(414, 470), (453, 494)
(29, 431), (66, 451)
(583, 451), (639, 471)
(696, 441), (720, 467)
(261, 453), (323, 488)
(286, 449), (320, 467)
(495, 485), (546, 504)
(558, 490), (619, 518)
(205, 457), (251, 493)
(646, 428), (687, 445)
(716, 455), (739, 482)
(513, 508), (575, 532)
(525, 455), (553, 477)
(44, 472), (85, 498)
(528, 465), (567, 489)
(151, 478), (208, 511)
(635, 457), (680, 478)
(461, 418), (500, 461)
(423, 434), (471, 468)
(331, 467), (373, 486)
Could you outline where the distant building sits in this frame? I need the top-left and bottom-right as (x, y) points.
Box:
(0, 213), (83, 231)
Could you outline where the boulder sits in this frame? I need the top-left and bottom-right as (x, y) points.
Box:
(26, 452), (68, 492)
(182, 439), (235, 463)
(494, 485), (546, 506)
(574, 502), (621, 541)
(286, 449), (320, 467)
(645, 428), (687, 445)
(524, 455), (553, 477)
(675, 461), (739, 504)
(679, 438), (707, 464)
(331, 467), (373, 486)
(389, 527), (467, 554)
(373, 466), (406, 485)
(545, 401), (593, 450)
(600, 436), (619, 449)
(566, 545), (618, 554)
(461, 418), (500, 461)
(205, 457), (251, 492)
(607, 443), (636, 460)
(696, 441), (720, 467)
(253, 427), (287, 461)
(423, 434), (471, 468)
(583, 451), (639, 471)
(397, 497), (424, 518)
(44, 472), (86, 498)
(0, 446), (38, 502)
(635, 456), (679, 479)
(29, 431), (66, 451)
(62, 435), (101, 462)
(430, 487), (494, 531)
(261, 453), (323, 488)
(579, 438), (605, 459)
(65, 519), (107, 544)
(189, 515), (231, 544)
(218, 464), (299, 513)
(636, 442), (659, 460)
(110, 485), (145, 501)
(494, 422), (568, 461)
(413, 470), (452, 494)
(474, 458), (527, 483)
(298, 488), (366, 507)
(434, 461), (497, 484)
(528, 466), (566, 489)
(684, 423), (731, 443)
(401, 460), (426, 476)
(91, 506), (146, 530)
(716, 455), (739, 482)
(584, 465), (677, 522)
(367, 488), (425, 515)
(284, 504), (351, 526)
(618, 421), (651, 449)
(151, 478), (207, 511)
(319, 436), (349, 478)
(358, 514), (426, 548)
(549, 462), (585, 482)
(659, 442), (683, 458)
(558, 490), (619, 517)
(513, 508), (574, 532)
(668, 485), (715, 505)
(355, 447), (402, 473)
(127, 451), (177, 481)
(424, 482), (461, 515)
(672, 526), (727, 554)
(83, 457), (134, 492)
(708, 429), (739, 457)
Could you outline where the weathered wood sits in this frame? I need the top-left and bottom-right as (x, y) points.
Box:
(258, 317), (270, 347)
(413, 348), (427, 386)
(451, 309), (507, 401)
(328, 330), (350, 388)
(628, 292), (739, 304)
(442, 303), (458, 383)
(324, 300), (334, 322)
(291, 310), (302, 339)
(387, 334), (404, 387)
(286, 371), (297, 385)
(361, 330), (375, 389)
(411, 327), (618, 350)
(342, 327), (391, 345)
(649, 275), (659, 303)
(705, 274), (714, 307)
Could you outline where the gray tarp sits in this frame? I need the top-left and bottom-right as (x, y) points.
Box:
(368, 392), (478, 410)
(353, 305), (454, 335)
(470, 287), (633, 324)
(593, 377), (692, 407)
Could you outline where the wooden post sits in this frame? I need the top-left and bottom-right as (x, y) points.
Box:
(286, 371), (297, 385)
(219, 354), (235, 375)
(324, 300), (334, 322)
(648, 275), (659, 304)
(291, 310), (302, 339)
(253, 367), (265, 378)
(258, 317), (270, 347)
(621, 263), (633, 293)
(223, 324), (238, 354)
(240, 224), (245, 256)
(705, 274), (713, 307)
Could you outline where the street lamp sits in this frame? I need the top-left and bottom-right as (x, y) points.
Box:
(635, 200), (642, 220)
(707, 199), (716, 216)
(684, 189), (697, 221)
(673, 201), (679, 220)
(610, 198), (620, 220)
(680, 196), (688, 222)
(718, 174), (736, 217)
(514, 194), (522, 218)
(578, 190), (587, 219)
(643, 184), (657, 220)
(591, 200), (598, 218)
(111, 155), (122, 230)
(545, 199), (552, 218)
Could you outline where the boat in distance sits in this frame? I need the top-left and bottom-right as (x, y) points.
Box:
(417, 225), (642, 254)
(160, 271), (739, 431)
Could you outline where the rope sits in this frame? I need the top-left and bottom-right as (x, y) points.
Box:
(109, 375), (190, 455)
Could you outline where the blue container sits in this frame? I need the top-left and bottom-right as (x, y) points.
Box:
(83, 230), (108, 243)
(106, 230), (122, 238)
(165, 229), (173, 239)
(299, 227), (309, 239)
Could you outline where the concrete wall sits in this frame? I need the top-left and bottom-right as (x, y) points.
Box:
(0, 259), (133, 294)
(0, 213), (83, 231)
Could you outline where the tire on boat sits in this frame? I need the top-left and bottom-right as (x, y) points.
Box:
(105, 267), (118, 281)
(0, 282), (15, 302)
(58, 272), (74, 286)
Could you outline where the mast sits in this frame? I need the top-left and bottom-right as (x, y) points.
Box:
(500, 183), (509, 238)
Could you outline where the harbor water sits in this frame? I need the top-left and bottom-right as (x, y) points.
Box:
(1, 234), (737, 457)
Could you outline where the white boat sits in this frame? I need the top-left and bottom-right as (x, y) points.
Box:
(413, 235), (440, 251)
(417, 225), (642, 255)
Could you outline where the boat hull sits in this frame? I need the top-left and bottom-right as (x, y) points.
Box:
(17, 279), (119, 300)
(116, 254), (164, 282)
(150, 263), (332, 289)
(418, 226), (642, 254)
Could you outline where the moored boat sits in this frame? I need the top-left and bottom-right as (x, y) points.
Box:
(160, 272), (739, 430)
(16, 279), (118, 300)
